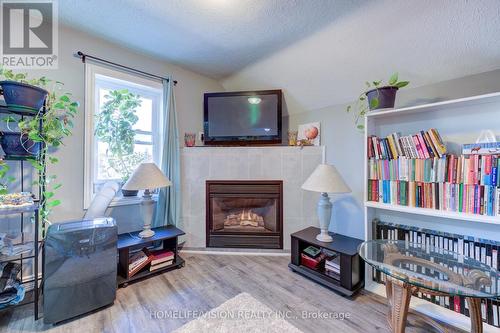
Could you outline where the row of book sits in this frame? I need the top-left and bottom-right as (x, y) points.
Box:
(367, 128), (447, 160)
(373, 219), (500, 328)
(367, 180), (500, 216)
(368, 155), (500, 186)
(128, 248), (175, 277)
(324, 255), (340, 279)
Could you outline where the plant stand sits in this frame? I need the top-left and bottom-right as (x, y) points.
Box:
(0, 104), (46, 320)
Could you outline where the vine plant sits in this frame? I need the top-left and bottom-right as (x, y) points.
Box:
(346, 73), (409, 130)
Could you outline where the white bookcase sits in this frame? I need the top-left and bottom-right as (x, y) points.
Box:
(363, 92), (500, 333)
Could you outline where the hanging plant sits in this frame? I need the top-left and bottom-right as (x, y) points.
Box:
(346, 73), (409, 130)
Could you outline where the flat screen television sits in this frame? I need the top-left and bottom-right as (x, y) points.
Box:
(203, 90), (282, 145)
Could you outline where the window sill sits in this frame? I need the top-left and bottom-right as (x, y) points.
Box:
(108, 193), (159, 207)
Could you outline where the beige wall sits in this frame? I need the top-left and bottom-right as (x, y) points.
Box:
(14, 25), (223, 225)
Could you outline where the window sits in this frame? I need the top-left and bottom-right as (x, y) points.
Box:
(84, 64), (163, 208)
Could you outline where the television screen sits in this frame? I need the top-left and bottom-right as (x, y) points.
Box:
(204, 90), (282, 145)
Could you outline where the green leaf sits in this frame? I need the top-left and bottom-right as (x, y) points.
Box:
(44, 191), (55, 199)
(3, 116), (17, 123)
(369, 97), (379, 109)
(59, 95), (70, 102)
(28, 159), (44, 171)
(395, 81), (409, 88)
(389, 73), (398, 85)
(346, 105), (351, 113)
(53, 183), (62, 190)
(365, 81), (371, 88)
(357, 124), (365, 130)
(372, 80), (382, 87)
(49, 156), (59, 164)
(47, 199), (61, 207)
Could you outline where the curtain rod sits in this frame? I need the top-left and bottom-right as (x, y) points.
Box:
(76, 51), (178, 85)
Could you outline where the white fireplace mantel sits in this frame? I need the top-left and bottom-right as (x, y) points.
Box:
(180, 146), (325, 249)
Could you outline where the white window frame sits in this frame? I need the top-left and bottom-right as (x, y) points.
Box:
(84, 63), (163, 208)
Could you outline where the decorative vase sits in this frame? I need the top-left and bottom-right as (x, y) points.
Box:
(0, 132), (40, 158)
(365, 86), (399, 111)
(0, 81), (48, 113)
(184, 133), (196, 147)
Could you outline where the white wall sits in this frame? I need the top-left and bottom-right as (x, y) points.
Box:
(224, 69), (500, 240)
(9, 25), (223, 228)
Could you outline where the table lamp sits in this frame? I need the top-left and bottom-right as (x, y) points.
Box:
(301, 164), (351, 242)
(122, 163), (171, 238)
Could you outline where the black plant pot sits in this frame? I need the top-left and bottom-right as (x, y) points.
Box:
(365, 86), (399, 111)
(0, 81), (48, 113)
(121, 189), (138, 197)
(0, 132), (41, 158)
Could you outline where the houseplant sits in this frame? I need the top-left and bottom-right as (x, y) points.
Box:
(94, 89), (148, 196)
(346, 73), (409, 129)
(0, 68), (49, 113)
(0, 67), (79, 228)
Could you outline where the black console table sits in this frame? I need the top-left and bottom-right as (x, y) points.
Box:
(288, 227), (364, 297)
(117, 225), (185, 287)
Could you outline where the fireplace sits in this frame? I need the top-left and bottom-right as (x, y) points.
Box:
(206, 180), (283, 249)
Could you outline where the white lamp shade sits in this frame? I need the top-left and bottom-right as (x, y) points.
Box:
(301, 164), (351, 193)
(122, 163), (172, 190)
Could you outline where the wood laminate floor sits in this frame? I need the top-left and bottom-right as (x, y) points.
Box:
(0, 254), (463, 333)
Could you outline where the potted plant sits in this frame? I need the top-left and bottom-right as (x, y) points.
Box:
(0, 69), (49, 113)
(346, 73), (409, 129)
(94, 89), (149, 196)
(0, 67), (79, 228)
(0, 131), (40, 157)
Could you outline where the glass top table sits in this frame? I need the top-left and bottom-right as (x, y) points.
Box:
(359, 240), (500, 333)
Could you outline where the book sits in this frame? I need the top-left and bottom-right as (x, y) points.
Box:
(128, 248), (153, 277)
(300, 252), (326, 270)
(303, 246), (321, 258)
(463, 142), (500, 155)
(150, 249), (175, 266)
(149, 260), (174, 271)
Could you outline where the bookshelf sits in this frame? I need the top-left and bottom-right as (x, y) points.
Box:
(363, 91), (500, 332)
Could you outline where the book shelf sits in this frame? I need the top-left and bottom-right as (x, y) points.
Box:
(363, 91), (500, 332)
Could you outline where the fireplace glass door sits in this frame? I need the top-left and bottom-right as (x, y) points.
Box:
(210, 196), (278, 234)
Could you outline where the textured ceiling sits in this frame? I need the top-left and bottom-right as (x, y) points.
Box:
(59, 0), (364, 78)
(222, 0), (500, 112)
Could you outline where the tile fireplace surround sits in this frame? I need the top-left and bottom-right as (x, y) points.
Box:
(180, 146), (325, 250)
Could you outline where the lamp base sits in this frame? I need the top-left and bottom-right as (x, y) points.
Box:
(139, 229), (155, 238)
(316, 192), (333, 243)
(316, 229), (333, 243)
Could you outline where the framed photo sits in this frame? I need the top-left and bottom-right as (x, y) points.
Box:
(297, 122), (320, 146)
